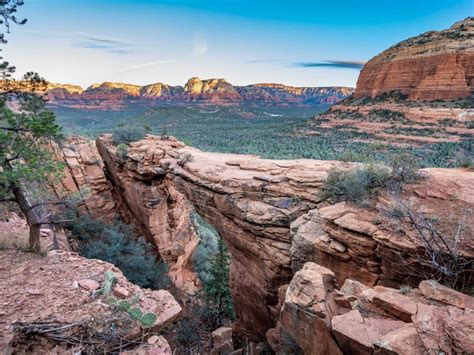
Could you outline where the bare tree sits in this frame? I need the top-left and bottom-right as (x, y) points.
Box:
(386, 199), (473, 291)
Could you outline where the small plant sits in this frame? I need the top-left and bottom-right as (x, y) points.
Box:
(175, 318), (201, 347)
(98, 271), (158, 328)
(387, 152), (421, 184)
(177, 153), (194, 167)
(399, 284), (412, 295)
(112, 126), (147, 144)
(319, 164), (391, 204)
(116, 143), (128, 160)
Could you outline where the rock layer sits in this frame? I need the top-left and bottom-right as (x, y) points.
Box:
(355, 17), (474, 100)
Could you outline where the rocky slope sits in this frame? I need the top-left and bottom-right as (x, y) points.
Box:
(46, 77), (353, 109)
(0, 249), (181, 353)
(77, 134), (473, 342)
(355, 17), (473, 101)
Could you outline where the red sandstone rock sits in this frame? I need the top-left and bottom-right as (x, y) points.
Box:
(373, 324), (425, 355)
(355, 17), (473, 101)
(371, 286), (418, 322)
(277, 262), (343, 354)
(45, 78), (353, 109)
(412, 303), (474, 354)
(78, 279), (100, 291)
(92, 134), (474, 340)
(332, 310), (406, 355)
(0, 249), (181, 352)
(419, 279), (474, 309)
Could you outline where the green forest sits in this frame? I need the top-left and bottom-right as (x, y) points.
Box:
(53, 104), (472, 168)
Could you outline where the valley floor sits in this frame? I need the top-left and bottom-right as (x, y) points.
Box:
(52, 103), (472, 168)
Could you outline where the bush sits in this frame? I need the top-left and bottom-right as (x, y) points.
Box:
(319, 164), (391, 204)
(455, 150), (474, 169)
(67, 216), (170, 289)
(387, 152), (421, 184)
(116, 143), (128, 160)
(112, 126), (147, 144)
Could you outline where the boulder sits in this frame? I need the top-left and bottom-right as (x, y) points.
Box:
(419, 280), (474, 309)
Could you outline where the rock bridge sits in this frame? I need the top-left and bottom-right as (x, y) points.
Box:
(54, 134), (474, 340)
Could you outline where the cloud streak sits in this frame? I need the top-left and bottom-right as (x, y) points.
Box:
(243, 59), (284, 64)
(115, 59), (176, 73)
(244, 59), (365, 70)
(15, 30), (155, 56)
(294, 60), (365, 69)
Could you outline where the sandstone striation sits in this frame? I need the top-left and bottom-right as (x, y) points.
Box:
(355, 17), (474, 101)
(52, 136), (118, 220)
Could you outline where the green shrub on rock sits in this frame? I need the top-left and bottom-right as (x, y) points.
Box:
(319, 164), (391, 204)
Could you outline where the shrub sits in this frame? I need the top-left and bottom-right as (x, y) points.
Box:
(175, 319), (201, 347)
(177, 153), (194, 167)
(455, 150), (474, 169)
(112, 126), (146, 144)
(67, 216), (170, 289)
(319, 164), (391, 204)
(116, 143), (128, 160)
(387, 152), (421, 184)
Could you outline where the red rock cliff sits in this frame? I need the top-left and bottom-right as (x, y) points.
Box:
(355, 17), (474, 100)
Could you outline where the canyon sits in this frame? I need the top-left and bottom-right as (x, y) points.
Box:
(45, 78), (354, 110)
(1, 16), (473, 355)
(48, 133), (473, 352)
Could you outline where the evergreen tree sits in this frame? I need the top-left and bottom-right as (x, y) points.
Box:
(0, 2), (65, 252)
(202, 239), (235, 327)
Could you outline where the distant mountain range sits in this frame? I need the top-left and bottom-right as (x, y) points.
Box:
(45, 77), (354, 110)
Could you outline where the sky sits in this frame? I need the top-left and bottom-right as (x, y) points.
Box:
(3, 0), (472, 89)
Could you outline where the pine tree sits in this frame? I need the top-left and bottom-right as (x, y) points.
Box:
(0, 2), (65, 252)
(203, 239), (235, 327)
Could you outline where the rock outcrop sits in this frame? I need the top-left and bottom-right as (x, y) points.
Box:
(52, 136), (118, 220)
(267, 261), (474, 354)
(45, 77), (353, 109)
(90, 134), (473, 341)
(0, 249), (181, 353)
(355, 17), (474, 101)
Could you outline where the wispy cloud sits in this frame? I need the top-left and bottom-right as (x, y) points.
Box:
(244, 59), (365, 70)
(115, 59), (176, 73)
(294, 60), (365, 69)
(243, 59), (284, 64)
(192, 33), (208, 56)
(14, 30), (155, 56)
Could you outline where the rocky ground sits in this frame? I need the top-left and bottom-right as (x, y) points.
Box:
(0, 249), (181, 354)
(267, 262), (474, 354)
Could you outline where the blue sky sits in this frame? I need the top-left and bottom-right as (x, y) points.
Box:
(4, 0), (472, 88)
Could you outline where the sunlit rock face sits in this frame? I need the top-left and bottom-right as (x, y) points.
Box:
(44, 77), (354, 109)
(85, 134), (473, 340)
(355, 17), (474, 101)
